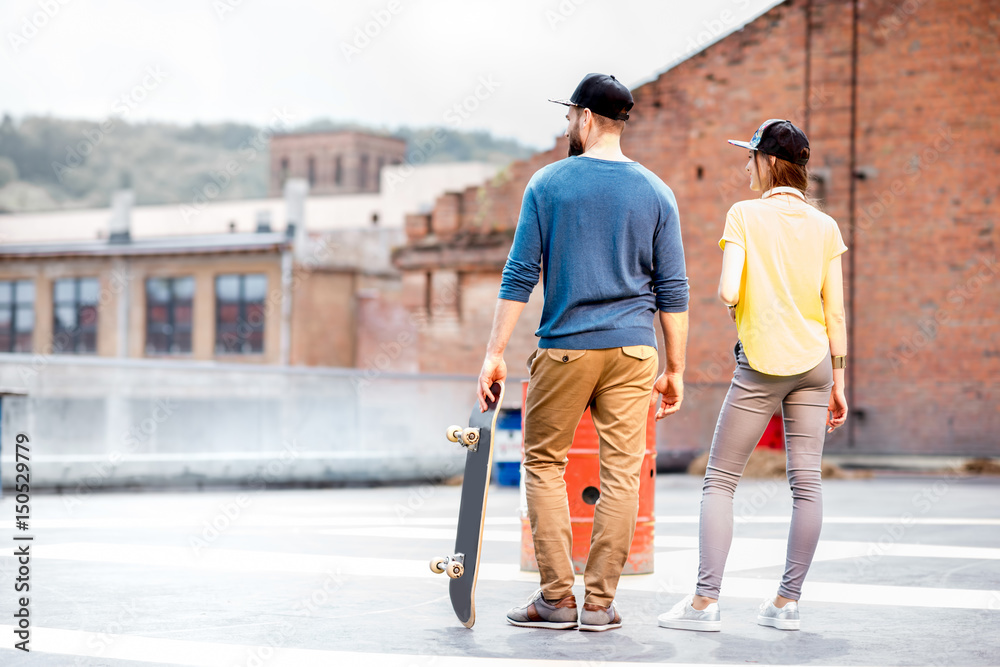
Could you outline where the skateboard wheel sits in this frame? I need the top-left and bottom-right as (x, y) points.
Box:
(446, 425), (463, 443)
(446, 561), (464, 579)
(429, 557), (447, 574)
(462, 428), (479, 446)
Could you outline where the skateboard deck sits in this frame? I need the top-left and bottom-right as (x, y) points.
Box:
(429, 380), (505, 628)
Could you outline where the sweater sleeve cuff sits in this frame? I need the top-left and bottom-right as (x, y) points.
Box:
(657, 301), (689, 313)
(497, 287), (531, 303)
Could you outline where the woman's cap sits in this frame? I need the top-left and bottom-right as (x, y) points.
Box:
(728, 119), (810, 166)
(549, 73), (634, 121)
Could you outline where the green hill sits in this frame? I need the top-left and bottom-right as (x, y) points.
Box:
(0, 114), (537, 213)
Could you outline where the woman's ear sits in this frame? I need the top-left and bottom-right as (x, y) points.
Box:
(768, 154), (777, 166)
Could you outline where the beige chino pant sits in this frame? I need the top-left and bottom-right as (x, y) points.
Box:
(522, 345), (658, 607)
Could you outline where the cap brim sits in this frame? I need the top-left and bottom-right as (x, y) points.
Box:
(728, 139), (753, 150)
(548, 98), (575, 107)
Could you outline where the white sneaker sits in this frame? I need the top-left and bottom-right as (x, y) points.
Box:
(657, 594), (721, 632)
(757, 597), (800, 630)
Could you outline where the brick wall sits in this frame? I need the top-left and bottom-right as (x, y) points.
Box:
(269, 131), (407, 196)
(849, 0), (1000, 453)
(392, 0), (1000, 455)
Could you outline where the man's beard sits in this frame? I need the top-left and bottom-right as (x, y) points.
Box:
(567, 127), (585, 157)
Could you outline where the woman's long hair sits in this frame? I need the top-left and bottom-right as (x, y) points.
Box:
(754, 152), (822, 209)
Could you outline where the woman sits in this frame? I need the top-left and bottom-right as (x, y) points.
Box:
(658, 119), (849, 632)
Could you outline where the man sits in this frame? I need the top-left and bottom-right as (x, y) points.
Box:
(475, 73), (690, 631)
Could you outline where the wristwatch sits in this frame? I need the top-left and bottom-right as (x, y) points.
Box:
(832, 355), (847, 369)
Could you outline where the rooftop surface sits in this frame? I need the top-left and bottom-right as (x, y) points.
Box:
(0, 473), (997, 666)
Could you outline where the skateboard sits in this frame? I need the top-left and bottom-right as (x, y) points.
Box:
(429, 380), (505, 628)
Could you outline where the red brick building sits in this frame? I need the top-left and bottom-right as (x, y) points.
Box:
(390, 0), (999, 456)
(269, 131), (406, 196)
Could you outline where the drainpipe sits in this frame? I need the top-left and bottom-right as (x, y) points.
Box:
(847, 0), (859, 448)
(804, 0), (812, 135)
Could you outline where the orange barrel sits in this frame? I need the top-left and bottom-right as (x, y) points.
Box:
(519, 380), (656, 575)
(756, 413), (785, 450)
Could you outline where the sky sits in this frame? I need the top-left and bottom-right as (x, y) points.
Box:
(1, 0), (780, 149)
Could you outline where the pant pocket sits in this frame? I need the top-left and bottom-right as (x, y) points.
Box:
(621, 344), (656, 360)
(545, 349), (587, 363)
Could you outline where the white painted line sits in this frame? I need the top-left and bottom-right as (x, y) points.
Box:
(0, 624), (878, 667)
(655, 515), (1000, 526)
(18, 516), (523, 529)
(653, 535), (1000, 562)
(6, 542), (998, 611)
(315, 527), (522, 542)
(615, 568), (1000, 611)
(20, 514), (1000, 529)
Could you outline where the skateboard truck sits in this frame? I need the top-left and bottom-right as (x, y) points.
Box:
(446, 425), (480, 452)
(429, 553), (465, 579)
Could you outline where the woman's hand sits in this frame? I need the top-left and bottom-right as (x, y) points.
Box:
(827, 386), (848, 433)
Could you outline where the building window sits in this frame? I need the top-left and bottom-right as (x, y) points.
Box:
(53, 277), (99, 354)
(215, 274), (267, 354)
(360, 154), (370, 189)
(307, 156), (316, 186)
(279, 157), (289, 186)
(146, 277), (194, 355)
(0, 279), (34, 353)
(376, 156), (385, 191)
(334, 155), (343, 185)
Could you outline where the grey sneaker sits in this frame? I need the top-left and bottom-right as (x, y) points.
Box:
(579, 600), (622, 632)
(757, 598), (800, 630)
(657, 594), (721, 632)
(506, 589), (578, 629)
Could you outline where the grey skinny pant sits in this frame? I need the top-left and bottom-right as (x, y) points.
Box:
(696, 341), (834, 601)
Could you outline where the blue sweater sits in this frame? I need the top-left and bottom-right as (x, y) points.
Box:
(498, 156), (689, 350)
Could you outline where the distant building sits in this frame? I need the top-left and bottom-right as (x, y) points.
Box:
(0, 160), (502, 369)
(268, 131), (407, 197)
(0, 230), (293, 363)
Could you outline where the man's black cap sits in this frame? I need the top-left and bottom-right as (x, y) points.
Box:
(728, 119), (810, 166)
(549, 73), (634, 121)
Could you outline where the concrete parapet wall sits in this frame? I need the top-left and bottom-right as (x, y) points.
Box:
(0, 355), (484, 490)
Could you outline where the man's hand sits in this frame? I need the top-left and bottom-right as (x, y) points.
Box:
(653, 371), (684, 420)
(477, 354), (507, 412)
(827, 386), (848, 433)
